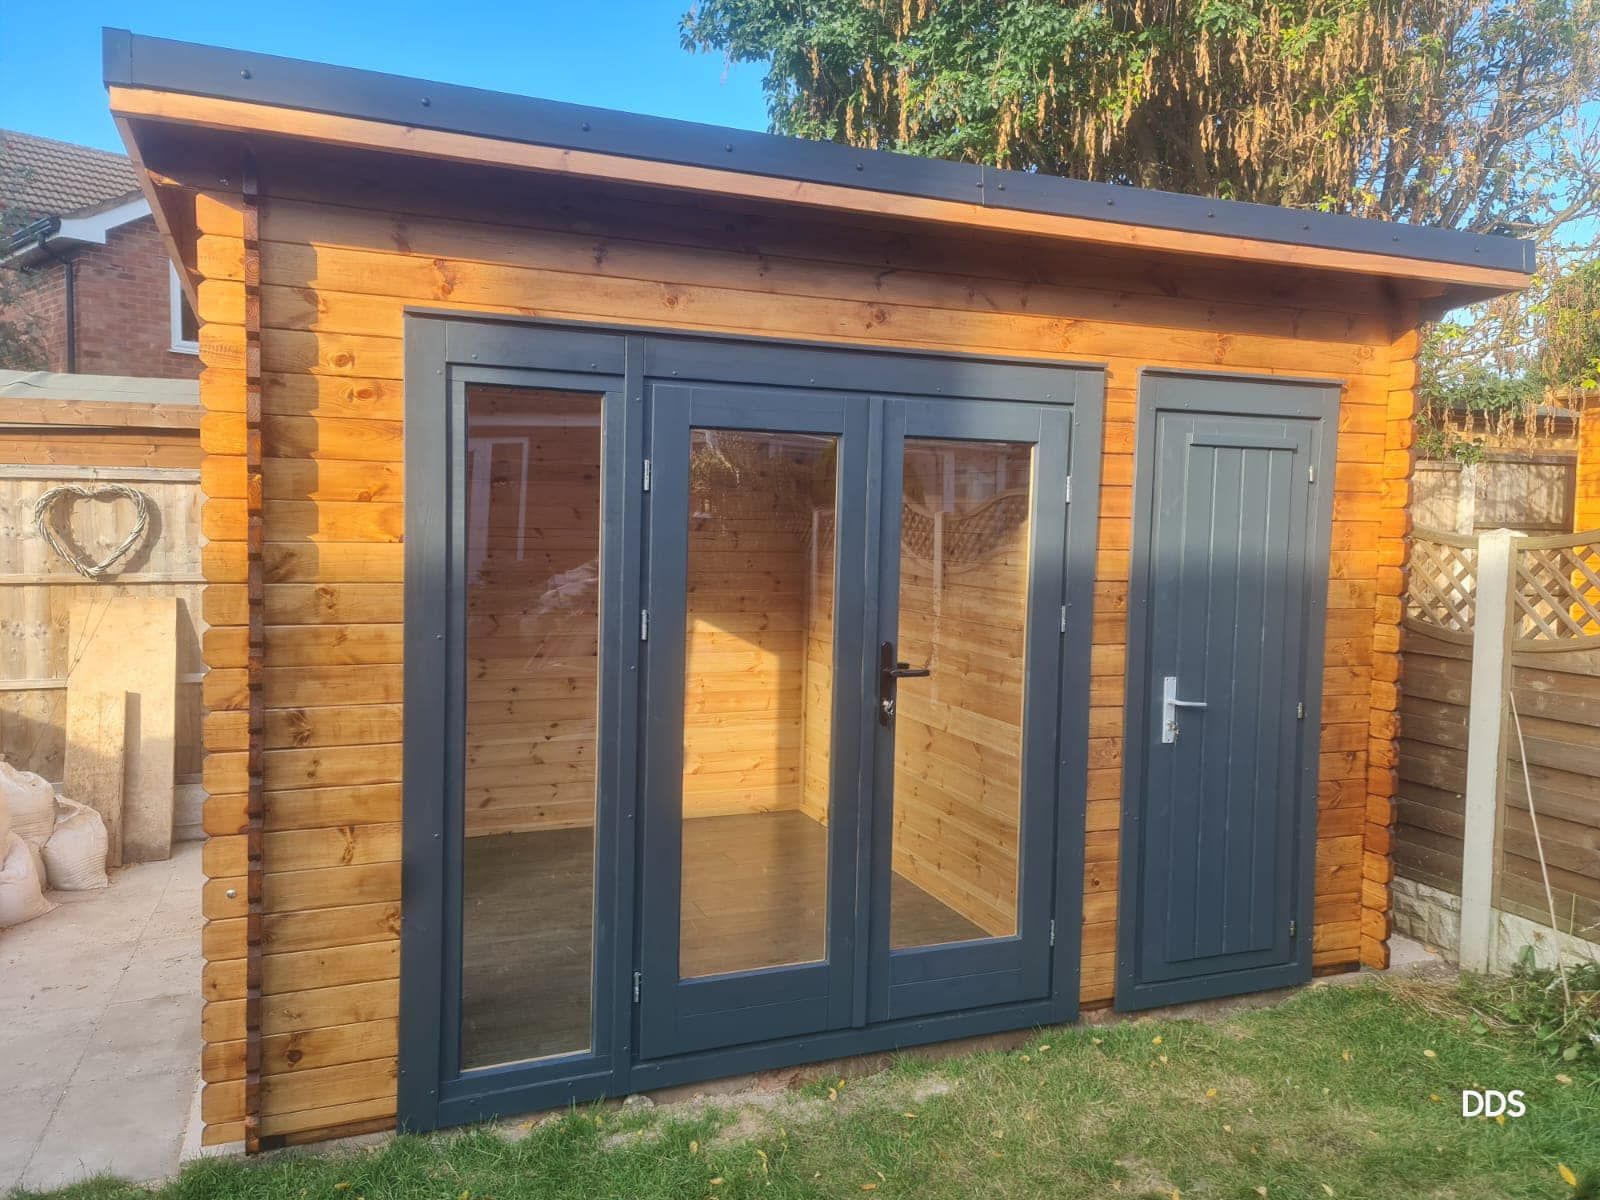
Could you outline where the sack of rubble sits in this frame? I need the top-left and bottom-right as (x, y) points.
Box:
(42, 798), (109, 892)
(0, 830), (54, 927)
(0, 760), (56, 845)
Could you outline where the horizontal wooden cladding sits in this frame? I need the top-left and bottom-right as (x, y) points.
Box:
(205, 861), (400, 921)
(204, 664), (401, 711)
(202, 541), (404, 585)
(203, 1056), (396, 1123)
(203, 1018), (398, 1084)
(192, 259), (1389, 381)
(204, 978), (398, 1043)
(206, 194), (1406, 341)
(204, 939), (397, 1002)
(205, 900), (401, 961)
(114, 86), (1528, 290)
(191, 214), (1396, 359)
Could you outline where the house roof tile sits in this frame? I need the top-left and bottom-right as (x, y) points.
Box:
(0, 129), (141, 224)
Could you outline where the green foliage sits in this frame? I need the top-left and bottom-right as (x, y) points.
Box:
(682, 0), (1600, 236)
(1415, 420), (1487, 464)
(1539, 258), (1600, 396)
(1467, 947), (1600, 1067)
(0, 160), (52, 372)
(682, 0), (1600, 431)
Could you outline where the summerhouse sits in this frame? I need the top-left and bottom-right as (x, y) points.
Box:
(100, 29), (1533, 1149)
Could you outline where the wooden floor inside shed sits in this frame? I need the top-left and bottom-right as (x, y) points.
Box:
(461, 811), (984, 1067)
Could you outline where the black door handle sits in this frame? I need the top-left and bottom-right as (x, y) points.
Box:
(879, 641), (931, 725)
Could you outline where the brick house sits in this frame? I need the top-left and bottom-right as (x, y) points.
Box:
(0, 129), (199, 378)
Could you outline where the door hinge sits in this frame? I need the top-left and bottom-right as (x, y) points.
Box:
(642, 458), (651, 492)
(1289, 919), (1297, 939)
(1060, 605), (1068, 634)
(1307, 465), (1316, 484)
(1297, 701), (1305, 719)
(1049, 919), (1057, 947)
(640, 609), (650, 641)
(1064, 475), (1073, 505)
(632, 971), (641, 1003)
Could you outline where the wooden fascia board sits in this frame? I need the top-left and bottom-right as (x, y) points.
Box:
(109, 85), (1531, 294)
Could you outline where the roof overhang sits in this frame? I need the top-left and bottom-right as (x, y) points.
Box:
(102, 28), (1535, 305)
(1, 193), (151, 266)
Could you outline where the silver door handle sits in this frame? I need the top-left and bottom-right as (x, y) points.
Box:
(1161, 675), (1206, 744)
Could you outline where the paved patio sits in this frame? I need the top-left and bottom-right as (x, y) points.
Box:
(0, 841), (203, 1192)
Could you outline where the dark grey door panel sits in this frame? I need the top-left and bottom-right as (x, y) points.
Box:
(1118, 372), (1338, 1011)
(400, 315), (1103, 1128)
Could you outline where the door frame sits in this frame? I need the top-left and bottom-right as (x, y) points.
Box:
(1115, 368), (1340, 1012)
(399, 311), (1104, 1130)
(868, 398), (1073, 1023)
(636, 381), (870, 1058)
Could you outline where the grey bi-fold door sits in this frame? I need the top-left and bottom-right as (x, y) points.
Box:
(637, 382), (1078, 1058)
(400, 317), (1101, 1131)
(1118, 371), (1338, 1011)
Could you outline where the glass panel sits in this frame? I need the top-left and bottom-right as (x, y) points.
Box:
(890, 437), (1033, 948)
(460, 385), (603, 1069)
(679, 428), (838, 978)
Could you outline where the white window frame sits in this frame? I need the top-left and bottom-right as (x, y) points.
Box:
(169, 264), (199, 354)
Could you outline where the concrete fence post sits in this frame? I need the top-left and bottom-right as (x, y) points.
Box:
(1458, 528), (1516, 972)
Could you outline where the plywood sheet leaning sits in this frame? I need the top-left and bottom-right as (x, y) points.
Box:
(66, 595), (180, 862)
(64, 689), (128, 867)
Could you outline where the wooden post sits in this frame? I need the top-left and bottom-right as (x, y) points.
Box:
(1455, 462), (1479, 534)
(1458, 528), (1515, 972)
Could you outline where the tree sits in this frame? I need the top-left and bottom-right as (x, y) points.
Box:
(683, 0), (1600, 455)
(0, 156), (50, 372)
(684, 0), (1600, 240)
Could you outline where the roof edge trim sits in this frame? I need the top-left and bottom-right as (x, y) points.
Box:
(102, 28), (1535, 280)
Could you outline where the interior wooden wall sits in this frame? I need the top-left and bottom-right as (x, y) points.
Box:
(461, 387), (602, 838)
(683, 434), (821, 819)
(891, 462), (1032, 938)
(189, 150), (1412, 1146)
(0, 407), (205, 804)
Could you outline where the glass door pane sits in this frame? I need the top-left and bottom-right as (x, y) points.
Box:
(460, 384), (603, 1069)
(890, 437), (1034, 948)
(679, 428), (839, 978)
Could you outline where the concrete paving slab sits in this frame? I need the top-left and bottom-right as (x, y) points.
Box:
(0, 1084), (62, 1184)
(77, 994), (204, 1083)
(0, 1005), (97, 1094)
(0, 842), (203, 1193)
(20, 1066), (196, 1192)
(111, 933), (202, 1004)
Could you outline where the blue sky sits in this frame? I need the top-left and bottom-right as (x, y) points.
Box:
(0, 0), (771, 153)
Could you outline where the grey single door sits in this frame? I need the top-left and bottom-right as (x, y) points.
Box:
(1118, 373), (1336, 1011)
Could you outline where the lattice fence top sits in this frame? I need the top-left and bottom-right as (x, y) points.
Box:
(1405, 527), (1600, 649)
(902, 490), (1029, 571)
(1511, 533), (1600, 649)
(1405, 529), (1479, 644)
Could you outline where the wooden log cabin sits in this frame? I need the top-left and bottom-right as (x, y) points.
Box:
(101, 30), (1533, 1150)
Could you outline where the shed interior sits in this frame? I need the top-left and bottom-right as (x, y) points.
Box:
(455, 381), (1030, 1068)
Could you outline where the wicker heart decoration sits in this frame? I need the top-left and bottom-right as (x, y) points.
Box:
(33, 483), (153, 579)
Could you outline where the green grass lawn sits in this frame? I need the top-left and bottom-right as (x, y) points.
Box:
(16, 978), (1599, 1200)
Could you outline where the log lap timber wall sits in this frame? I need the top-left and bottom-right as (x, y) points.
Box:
(105, 63), (1525, 1147)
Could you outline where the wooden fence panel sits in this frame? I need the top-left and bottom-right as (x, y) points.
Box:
(0, 455), (205, 806)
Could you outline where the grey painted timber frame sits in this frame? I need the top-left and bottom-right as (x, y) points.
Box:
(102, 28), (1531, 275)
(400, 312), (1103, 1131)
(1115, 368), (1340, 1011)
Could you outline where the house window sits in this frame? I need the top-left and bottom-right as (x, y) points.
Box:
(169, 265), (199, 353)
